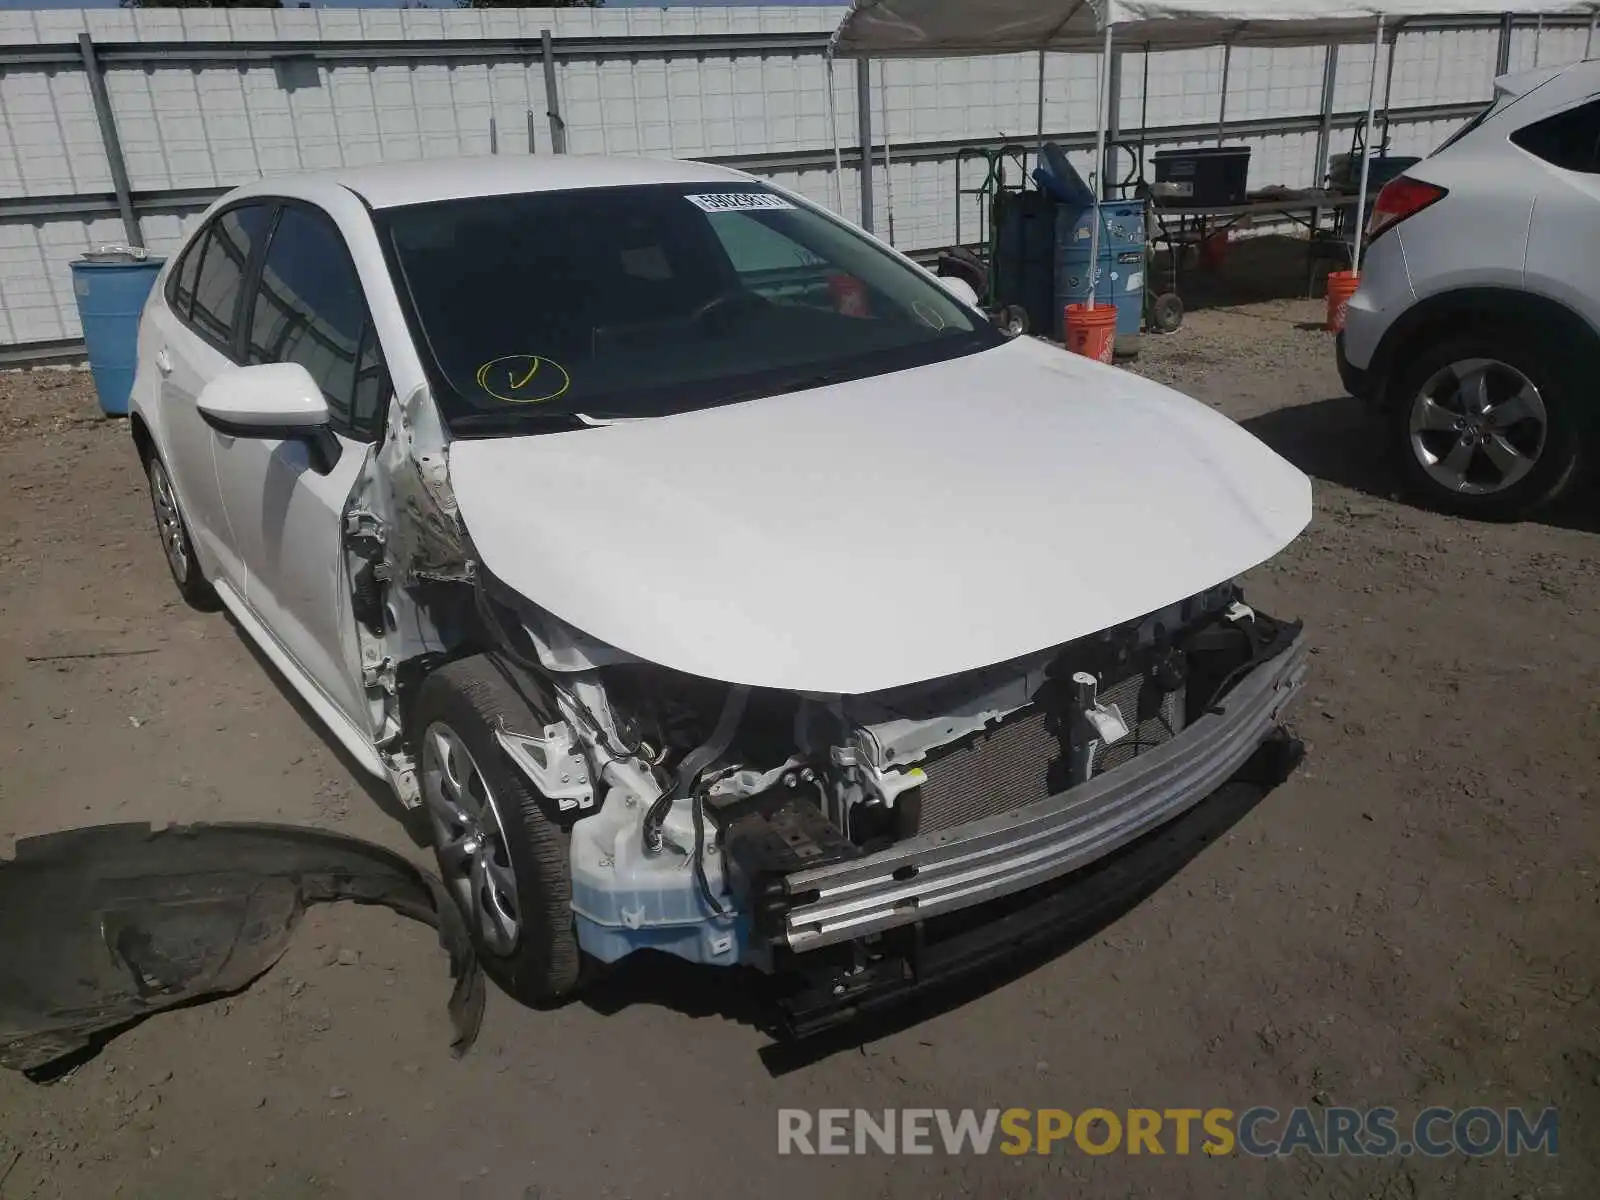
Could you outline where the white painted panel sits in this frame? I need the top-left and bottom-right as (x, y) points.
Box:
(0, 214), (126, 343)
(0, 5), (1566, 350)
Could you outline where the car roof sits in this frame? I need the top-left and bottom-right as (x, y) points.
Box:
(241, 154), (756, 211)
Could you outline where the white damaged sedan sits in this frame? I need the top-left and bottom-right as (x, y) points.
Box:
(129, 155), (1312, 1026)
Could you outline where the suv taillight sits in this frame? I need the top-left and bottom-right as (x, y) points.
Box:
(1367, 176), (1447, 240)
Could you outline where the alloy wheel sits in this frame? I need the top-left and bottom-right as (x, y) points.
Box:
(148, 460), (191, 583)
(420, 722), (522, 956)
(1407, 358), (1548, 497)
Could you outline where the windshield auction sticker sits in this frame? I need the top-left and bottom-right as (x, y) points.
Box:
(684, 192), (795, 213)
(475, 355), (571, 404)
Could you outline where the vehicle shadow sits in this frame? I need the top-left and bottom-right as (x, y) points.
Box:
(578, 757), (1298, 1076)
(220, 611), (430, 848)
(1241, 395), (1600, 536)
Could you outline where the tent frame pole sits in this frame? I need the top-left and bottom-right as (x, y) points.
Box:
(1217, 41), (1232, 146)
(1036, 48), (1047, 157)
(1139, 42), (1151, 185)
(1088, 24), (1113, 312)
(1379, 22), (1402, 154)
(826, 53), (845, 216)
(856, 56), (874, 232)
(880, 60), (896, 245)
(1352, 15), (1384, 275)
(1587, 8), (1596, 59)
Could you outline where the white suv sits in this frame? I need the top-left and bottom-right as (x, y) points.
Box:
(1338, 59), (1600, 519)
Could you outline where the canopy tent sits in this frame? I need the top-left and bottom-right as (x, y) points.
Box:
(831, 0), (1599, 57)
(828, 0), (1599, 298)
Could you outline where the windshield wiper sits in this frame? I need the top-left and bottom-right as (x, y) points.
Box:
(713, 372), (845, 406)
(448, 409), (629, 435)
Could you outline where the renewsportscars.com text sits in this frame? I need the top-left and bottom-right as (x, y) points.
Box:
(777, 1106), (1559, 1158)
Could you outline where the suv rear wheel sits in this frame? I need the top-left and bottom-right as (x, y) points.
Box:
(1389, 330), (1584, 519)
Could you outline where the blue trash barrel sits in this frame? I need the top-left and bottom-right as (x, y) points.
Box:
(1054, 201), (1147, 356)
(71, 247), (165, 416)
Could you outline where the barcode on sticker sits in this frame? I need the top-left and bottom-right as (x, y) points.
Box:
(685, 192), (795, 213)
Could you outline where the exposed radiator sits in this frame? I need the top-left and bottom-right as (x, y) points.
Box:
(1091, 673), (1186, 777)
(913, 671), (1187, 835)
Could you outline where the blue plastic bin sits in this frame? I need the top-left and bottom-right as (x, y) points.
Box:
(1054, 201), (1147, 355)
(71, 247), (165, 416)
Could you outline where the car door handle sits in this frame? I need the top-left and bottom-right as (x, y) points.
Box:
(155, 348), (173, 375)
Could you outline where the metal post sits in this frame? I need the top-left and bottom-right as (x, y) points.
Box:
(1105, 50), (1122, 200)
(1353, 16), (1384, 275)
(1588, 9), (1596, 59)
(1035, 48), (1047, 157)
(489, 115), (498, 155)
(541, 29), (566, 154)
(527, 109), (538, 154)
(1379, 24), (1400, 153)
(1532, 15), (1543, 67)
(1311, 43), (1339, 239)
(856, 56), (875, 232)
(1138, 44), (1151, 184)
(1216, 42), (1232, 146)
(1087, 25), (1113, 311)
(879, 60), (896, 245)
(1313, 44), (1339, 187)
(77, 33), (141, 250)
(826, 54), (845, 216)
(1495, 13), (1513, 76)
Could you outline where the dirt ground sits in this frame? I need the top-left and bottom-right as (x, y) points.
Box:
(1, 293), (1596, 1199)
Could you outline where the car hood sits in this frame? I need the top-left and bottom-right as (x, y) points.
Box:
(448, 337), (1311, 694)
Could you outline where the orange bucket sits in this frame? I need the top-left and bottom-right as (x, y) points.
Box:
(1064, 302), (1117, 364)
(1200, 229), (1231, 269)
(1326, 269), (1360, 333)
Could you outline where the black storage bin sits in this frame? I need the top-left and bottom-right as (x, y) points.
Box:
(1152, 146), (1252, 206)
(994, 189), (1057, 338)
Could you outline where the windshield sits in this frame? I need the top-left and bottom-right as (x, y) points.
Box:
(381, 182), (1001, 432)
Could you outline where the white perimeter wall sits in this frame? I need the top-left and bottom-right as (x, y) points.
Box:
(0, 6), (1588, 348)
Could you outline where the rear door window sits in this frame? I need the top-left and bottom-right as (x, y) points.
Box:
(244, 203), (381, 440)
(165, 229), (206, 321)
(1512, 99), (1600, 173)
(188, 204), (273, 354)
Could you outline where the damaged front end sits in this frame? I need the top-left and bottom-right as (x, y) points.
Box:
(470, 578), (1307, 996)
(343, 381), (1307, 1031)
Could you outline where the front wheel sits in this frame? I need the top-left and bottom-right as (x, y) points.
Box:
(412, 656), (582, 1005)
(1389, 331), (1585, 520)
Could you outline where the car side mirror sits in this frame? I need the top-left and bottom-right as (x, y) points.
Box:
(935, 274), (981, 309)
(196, 362), (341, 475)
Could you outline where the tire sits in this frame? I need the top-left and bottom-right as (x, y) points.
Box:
(1149, 292), (1184, 335)
(144, 454), (219, 611)
(1388, 329), (1585, 520)
(997, 304), (1030, 337)
(412, 656), (582, 1005)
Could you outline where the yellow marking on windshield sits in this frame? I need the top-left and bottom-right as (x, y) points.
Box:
(474, 355), (572, 404)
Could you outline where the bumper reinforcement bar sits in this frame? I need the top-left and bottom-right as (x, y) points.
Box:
(779, 632), (1309, 951)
